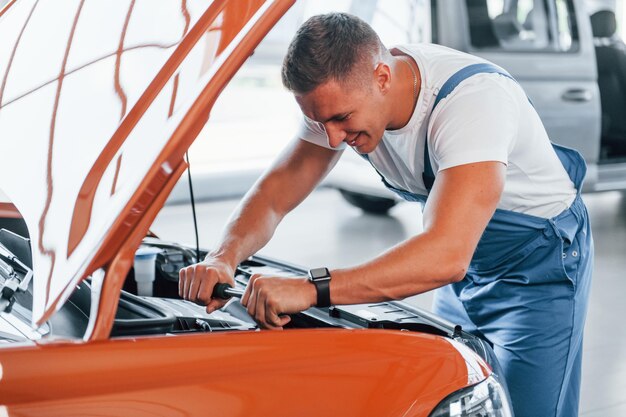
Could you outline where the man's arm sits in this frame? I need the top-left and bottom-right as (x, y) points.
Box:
(329, 160), (505, 303)
(179, 138), (342, 312)
(242, 161), (505, 327)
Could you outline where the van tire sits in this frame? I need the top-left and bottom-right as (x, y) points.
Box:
(339, 190), (397, 215)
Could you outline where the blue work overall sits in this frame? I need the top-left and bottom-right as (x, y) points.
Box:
(363, 63), (594, 417)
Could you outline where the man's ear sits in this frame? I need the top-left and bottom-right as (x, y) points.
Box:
(374, 62), (392, 94)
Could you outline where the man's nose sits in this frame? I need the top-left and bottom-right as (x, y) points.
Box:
(324, 123), (347, 149)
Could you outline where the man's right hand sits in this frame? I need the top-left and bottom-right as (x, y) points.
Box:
(178, 256), (235, 313)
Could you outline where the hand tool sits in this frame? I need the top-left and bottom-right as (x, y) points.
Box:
(212, 282), (244, 299)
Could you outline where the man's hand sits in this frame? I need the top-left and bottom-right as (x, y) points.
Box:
(241, 275), (317, 330)
(178, 256), (235, 314)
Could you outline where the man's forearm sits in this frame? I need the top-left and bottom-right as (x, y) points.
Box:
(206, 139), (341, 269)
(328, 162), (503, 306)
(328, 230), (469, 305)
(208, 186), (284, 268)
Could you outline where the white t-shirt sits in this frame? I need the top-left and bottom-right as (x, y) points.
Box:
(298, 44), (576, 218)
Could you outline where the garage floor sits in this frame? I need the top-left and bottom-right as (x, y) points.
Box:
(152, 188), (626, 417)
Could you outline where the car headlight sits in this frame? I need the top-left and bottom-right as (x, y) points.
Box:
(429, 375), (513, 417)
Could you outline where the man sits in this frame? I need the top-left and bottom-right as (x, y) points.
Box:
(179, 12), (593, 417)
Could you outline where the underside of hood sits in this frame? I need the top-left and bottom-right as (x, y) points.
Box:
(0, 0), (293, 327)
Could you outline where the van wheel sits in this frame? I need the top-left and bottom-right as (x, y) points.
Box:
(339, 190), (397, 215)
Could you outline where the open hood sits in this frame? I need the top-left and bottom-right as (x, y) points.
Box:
(0, 0), (293, 327)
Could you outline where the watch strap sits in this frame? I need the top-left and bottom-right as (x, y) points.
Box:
(314, 276), (331, 307)
(308, 267), (331, 308)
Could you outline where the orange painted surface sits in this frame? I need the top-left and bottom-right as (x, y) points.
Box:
(0, 2), (496, 416)
(0, 0), (16, 17)
(0, 202), (21, 219)
(0, 329), (485, 416)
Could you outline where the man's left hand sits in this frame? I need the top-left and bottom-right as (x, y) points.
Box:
(241, 274), (317, 330)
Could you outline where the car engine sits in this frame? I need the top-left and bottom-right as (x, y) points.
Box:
(0, 231), (494, 371)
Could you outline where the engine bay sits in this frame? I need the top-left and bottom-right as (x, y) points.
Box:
(0, 231), (462, 344)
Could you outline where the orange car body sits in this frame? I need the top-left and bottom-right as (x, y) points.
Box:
(1, 330), (485, 416)
(0, 1), (506, 416)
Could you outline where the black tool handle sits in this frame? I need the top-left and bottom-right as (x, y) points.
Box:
(213, 282), (244, 299)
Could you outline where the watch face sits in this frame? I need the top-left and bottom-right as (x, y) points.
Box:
(309, 267), (330, 280)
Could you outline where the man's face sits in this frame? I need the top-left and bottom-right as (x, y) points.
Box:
(294, 77), (388, 154)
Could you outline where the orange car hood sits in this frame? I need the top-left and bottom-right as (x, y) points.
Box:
(0, 0), (293, 327)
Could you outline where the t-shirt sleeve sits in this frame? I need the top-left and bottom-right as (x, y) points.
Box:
(296, 115), (347, 150)
(428, 75), (520, 172)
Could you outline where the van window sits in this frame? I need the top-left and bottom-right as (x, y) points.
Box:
(465, 0), (579, 52)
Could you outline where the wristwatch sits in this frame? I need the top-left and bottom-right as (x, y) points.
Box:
(308, 267), (332, 307)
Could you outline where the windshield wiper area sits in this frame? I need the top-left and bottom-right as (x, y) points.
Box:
(0, 242), (32, 313)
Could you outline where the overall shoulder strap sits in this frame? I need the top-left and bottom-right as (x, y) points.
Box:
(359, 153), (398, 191)
(423, 63), (516, 191)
